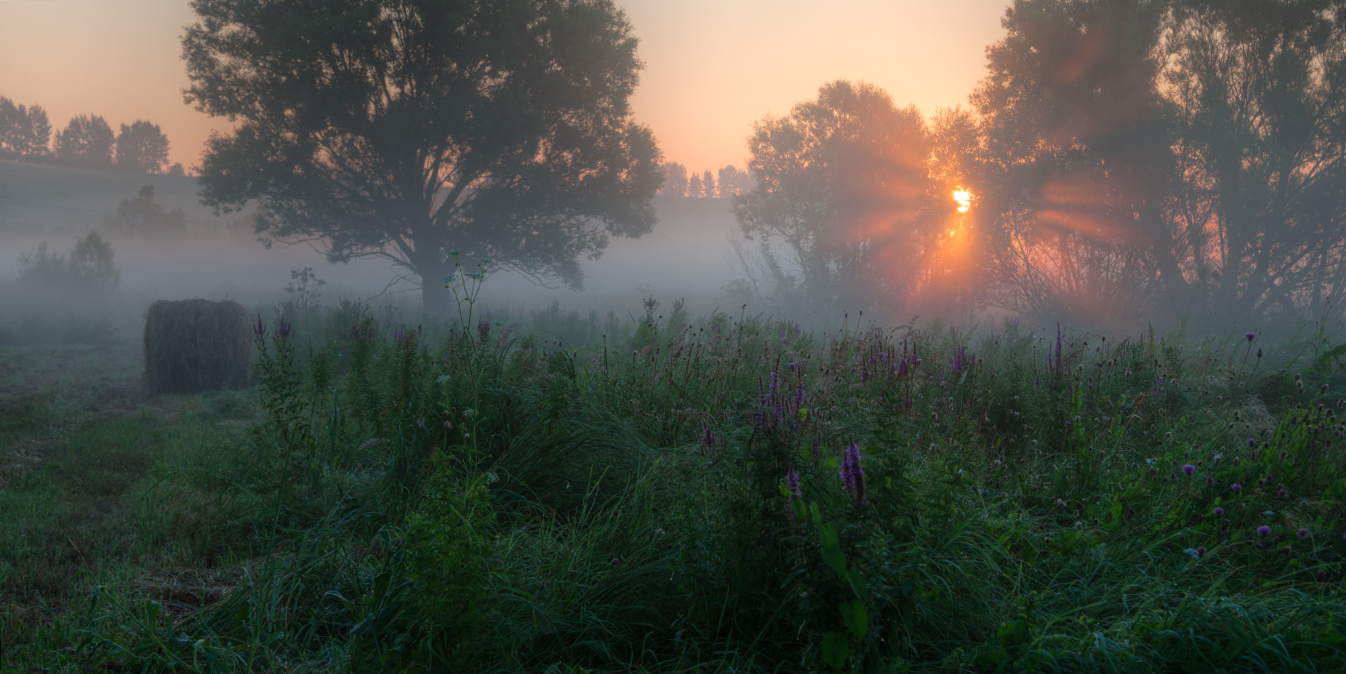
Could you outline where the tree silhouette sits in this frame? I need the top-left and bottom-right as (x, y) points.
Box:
(688, 172), (704, 198)
(55, 115), (114, 168)
(733, 80), (940, 309)
(0, 98), (51, 160)
(115, 121), (170, 173)
(702, 169), (715, 198)
(183, 0), (661, 314)
(716, 165), (753, 197)
(969, 0), (1346, 327)
(660, 162), (689, 196)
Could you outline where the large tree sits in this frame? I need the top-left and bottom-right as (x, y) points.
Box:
(183, 0), (661, 314)
(731, 80), (947, 312)
(969, 0), (1346, 329)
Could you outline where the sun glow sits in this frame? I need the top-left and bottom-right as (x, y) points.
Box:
(953, 189), (972, 213)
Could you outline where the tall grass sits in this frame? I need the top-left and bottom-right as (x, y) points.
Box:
(6, 297), (1346, 672)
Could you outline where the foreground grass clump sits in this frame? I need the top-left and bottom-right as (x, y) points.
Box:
(7, 301), (1346, 673)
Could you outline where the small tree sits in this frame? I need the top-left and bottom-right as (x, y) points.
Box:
(660, 162), (689, 196)
(717, 165), (753, 197)
(55, 115), (114, 168)
(688, 172), (704, 198)
(104, 186), (188, 239)
(115, 121), (170, 173)
(18, 232), (120, 290)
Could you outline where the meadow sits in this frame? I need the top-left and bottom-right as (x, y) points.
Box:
(3, 288), (1346, 673)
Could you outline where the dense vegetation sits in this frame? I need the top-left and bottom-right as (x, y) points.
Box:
(4, 289), (1346, 673)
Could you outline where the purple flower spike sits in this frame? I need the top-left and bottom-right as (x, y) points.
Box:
(254, 313), (266, 337)
(701, 426), (715, 448)
(839, 441), (866, 506)
(1258, 525), (1272, 537)
(277, 318), (292, 338)
(1214, 507), (1225, 517)
(1231, 483), (1243, 493)
(1182, 464), (1195, 475)
(784, 468), (801, 520)
(1298, 527), (1310, 539)
(1246, 332), (1256, 342)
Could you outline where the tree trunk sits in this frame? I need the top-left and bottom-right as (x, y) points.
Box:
(419, 260), (454, 319)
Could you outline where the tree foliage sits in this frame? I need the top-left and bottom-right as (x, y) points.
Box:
(967, 0), (1346, 328)
(0, 98), (51, 160)
(732, 80), (949, 311)
(182, 0), (661, 314)
(114, 120), (171, 173)
(54, 114), (114, 168)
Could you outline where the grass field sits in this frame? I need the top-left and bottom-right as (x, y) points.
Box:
(3, 295), (1346, 672)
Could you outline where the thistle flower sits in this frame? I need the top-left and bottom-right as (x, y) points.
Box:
(1196, 546), (1206, 557)
(1248, 438), (1256, 447)
(1246, 332), (1256, 342)
(1182, 464), (1195, 476)
(1231, 483), (1243, 493)
(1298, 527), (1310, 539)
(1258, 525), (1272, 537)
(839, 441), (866, 505)
(1278, 488), (1288, 498)
(1214, 507), (1225, 516)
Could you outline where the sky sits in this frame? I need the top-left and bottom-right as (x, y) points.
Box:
(0, 0), (1010, 174)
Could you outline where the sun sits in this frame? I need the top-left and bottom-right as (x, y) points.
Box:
(953, 189), (972, 213)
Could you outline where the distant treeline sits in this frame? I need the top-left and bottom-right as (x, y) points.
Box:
(658, 162), (754, 198)
(0, 97), (184, 176)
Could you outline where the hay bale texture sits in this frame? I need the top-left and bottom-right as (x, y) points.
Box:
(143, 299), (251, 394)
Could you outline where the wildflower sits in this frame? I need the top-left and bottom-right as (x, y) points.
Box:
(1214, 507), (1225, 517)
(1248, 438), (1256, 447)
(1182, 464), (1195, 476)
(254, 313), (265, 336)
(277, 318), (292, 338)
(1278, 488), (1288, 499)
(1298, 527), (1310, 539)
(1258, 525), (1272, 537)
(443, 274), (455, 284)
(839, 442), (866, 505)
(1197, 546), (1207, 557)
(784, 468), (801, 520)
(701, 426), (714, 448)
(1318, 571), (1329, 582)
(1246, 332), (1256, 342)
(1230, 483), (1243, 493)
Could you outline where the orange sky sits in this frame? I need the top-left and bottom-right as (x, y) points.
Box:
(0, 0), (1008, 175)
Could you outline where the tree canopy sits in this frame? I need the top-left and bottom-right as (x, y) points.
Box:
(114, 121), (171, 173)
(183, 0), (661, 314)
(54, 114), (114, 168)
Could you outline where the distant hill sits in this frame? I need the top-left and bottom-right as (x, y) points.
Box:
(0, 160), (221, 231)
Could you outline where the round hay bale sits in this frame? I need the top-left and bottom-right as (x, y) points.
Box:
(143, 299), (251, 394)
